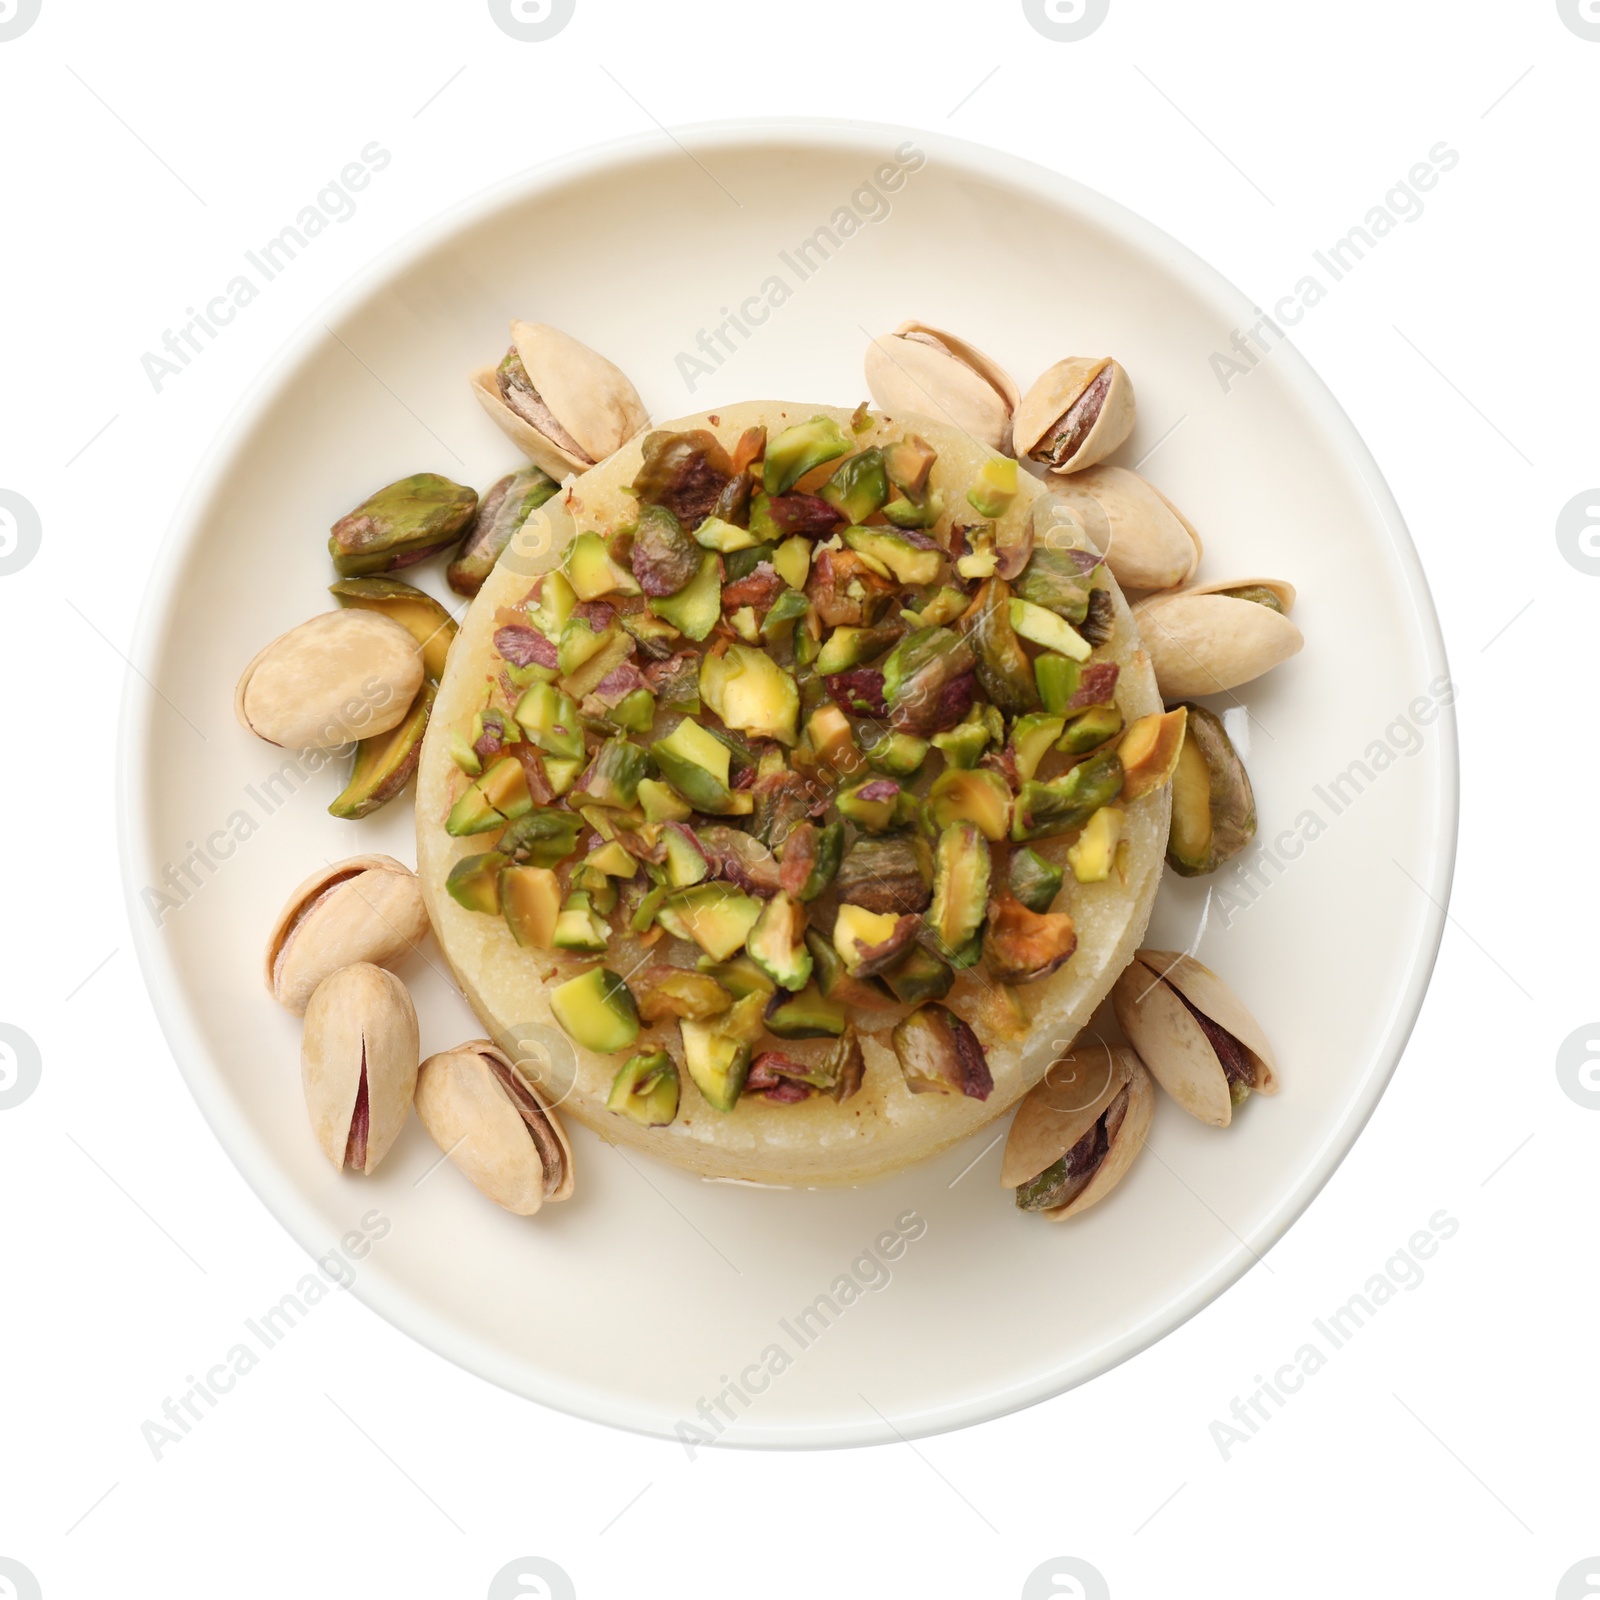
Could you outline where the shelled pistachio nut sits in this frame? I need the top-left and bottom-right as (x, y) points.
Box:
(413, 1041), (574, 1215)
(267, 855), (430, 1015)
(1014, 358), (1136, 475)
(235, 610), (424, 750)
(470, 320), (649, 481)
(1112, 951), (1278, 1127)
(1044, 464), (1202, 592)
(328, 473), (478, 577)
(1132, 578), (1301, 698)
(446, 465), (561, 597)
(1002, 1043), (1154, 1219)
(1167, 703), (1256, 877)
(328, 681), (436, 822)
(863, 321), (1020, 452)
(301, 963), (420, 1173)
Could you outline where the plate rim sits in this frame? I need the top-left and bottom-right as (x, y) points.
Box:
(117, 116), (1459, 1450)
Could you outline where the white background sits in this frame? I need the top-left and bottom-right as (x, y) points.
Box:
(1, 1), (1593, 1596)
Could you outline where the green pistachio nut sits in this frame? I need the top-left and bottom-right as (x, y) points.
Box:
(1166, 702), (1257, 876)
(446, 850), (508, 914)
(884, 435), (937, 497)
(497, 807), (585, 868)
(514, 683), (585, 761)
(329, 682), (436, 820)
(329, 473), (478, 577)
(1014, 544), (1096, 623)
(763, 416), (853, 495)
(931, 708), (993, 770)
(764, 986), (849, 1040)
(1008, 847), (1064, 913)
(834, 836), (930, 916)
(1012, 750), (1124, 841)
(1057, 704), (1123, 755)
(607, 1051), (680, 1126)
(927, 821), (990, 958)
(699, 646), (799, 744)
(960, 579), (1040, 715)
(844, 526), (943, 586)
(821, 449), (891, 524)
(550, 967), (639, 1054)
(891, 1004), (991, 1099)
(966, 457), (1017, 519)
(574, 737), (650, 810)
(447, 466), (559, 596)
(881, 486), (944, 529)
(446, 755), (533, 836)
(1009, 712), (1066, 783)
(552, 890), (611, 954)
(648, 550), (722, 642)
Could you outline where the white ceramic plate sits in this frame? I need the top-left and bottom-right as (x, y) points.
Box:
(120, 122), (1456, 1448)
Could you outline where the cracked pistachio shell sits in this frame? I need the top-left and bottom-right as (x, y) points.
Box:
(1112, 951), (1277, 1127)
(1044, 465), (1202, 592)
(1050, 1057), (1154, 1219)
(235, 610), (423, 750)
(301, 963), (419, 1174)
(863, 321), (1020, 452)
(1001, 1041), (1130, 1188)
(1182, 576), (1297, 611)
(1131, 583), (1303, 699)
(265, 854), (430, 1016)
(414, 1041), (575, 1215)
(1014, 358), (1136, 474)
(470, 320), (649, 480)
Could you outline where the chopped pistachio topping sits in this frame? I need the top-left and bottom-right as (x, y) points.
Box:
(442, 413), (1162, 1105)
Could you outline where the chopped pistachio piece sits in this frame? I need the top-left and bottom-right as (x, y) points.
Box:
(966, 456), (1017, 519)
(763, 415), (853, 495)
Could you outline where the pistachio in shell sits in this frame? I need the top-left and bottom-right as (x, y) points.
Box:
(329, 576), (458, 681)
(328, 473), (478, 577)
(1014, 358), (1136, 475)
(235, 609), (424, 750)
(863, 321), (1020, 452)
(470, 320), (649, 480)
(1131, 579), (1302, 699)
(1167, 703), (1256, 876)
(1002, 1044), (1154, 1219)
(301, 963), (420, 1174)
(447, 466), (561, 597)
(413, 1041), (574, 1215)
(266, 854), (431, 1015)
(1111, 950), (1278, 1127)
(1045, 464), (1201, 592)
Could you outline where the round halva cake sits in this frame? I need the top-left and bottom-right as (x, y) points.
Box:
(416, 402), (1168, 1185)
